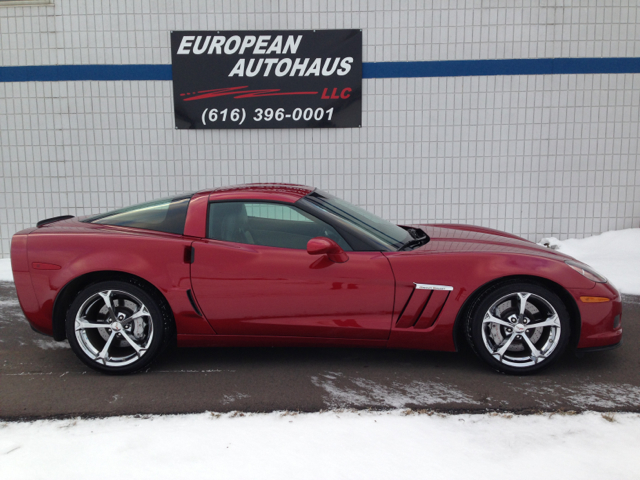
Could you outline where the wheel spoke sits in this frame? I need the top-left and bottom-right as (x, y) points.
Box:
(483, 313), (513, 329)
(75, 319), (109, 331)
(119, 330), (145, 357)
(492, 332), (518, 362)
(120, 305), (150, 325)
(516, 292), (531, 316)
(98, 291), (118, 322)
(526, 313), (560, 330)
(521, 333), (544, 364)
(97, 331), (117, 364)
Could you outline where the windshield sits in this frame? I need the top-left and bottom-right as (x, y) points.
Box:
(300, 190), (412, 250)
(84, 194), (193, 235)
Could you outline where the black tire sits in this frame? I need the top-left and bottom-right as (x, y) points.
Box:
(65, 280), (172, 374)
(465, 282), (571, 375)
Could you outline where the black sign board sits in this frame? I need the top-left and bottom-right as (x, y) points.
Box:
(170, 30), (362, 129)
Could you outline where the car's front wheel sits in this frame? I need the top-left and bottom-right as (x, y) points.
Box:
(466, 282), (571, 374)
(65, 280), (169, 374)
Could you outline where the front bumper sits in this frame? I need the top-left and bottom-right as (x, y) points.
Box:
(571, 281), (623, 349)
(576, 337), (622, 354)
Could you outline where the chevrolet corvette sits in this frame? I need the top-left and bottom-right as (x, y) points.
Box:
(10, 184), (622, 374)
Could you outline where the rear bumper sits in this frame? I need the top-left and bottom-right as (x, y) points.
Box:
(11, 232), (54, 337)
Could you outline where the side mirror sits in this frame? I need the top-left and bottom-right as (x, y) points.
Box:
(307, 237), (349, 263)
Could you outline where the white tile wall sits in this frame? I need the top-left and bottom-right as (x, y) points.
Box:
(1, 0), (639, 257)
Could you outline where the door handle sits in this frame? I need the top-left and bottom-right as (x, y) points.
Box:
(184, 245), (195, 264)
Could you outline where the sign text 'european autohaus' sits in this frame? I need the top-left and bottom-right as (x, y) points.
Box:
(170, 30), (362, 129)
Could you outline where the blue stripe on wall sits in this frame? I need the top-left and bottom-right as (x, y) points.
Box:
(0, 64), (173, 82)
(1, 58), (640, 82)
(363, 57), (640, 78)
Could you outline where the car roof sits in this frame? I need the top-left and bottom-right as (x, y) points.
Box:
(202, 183), (316, 203)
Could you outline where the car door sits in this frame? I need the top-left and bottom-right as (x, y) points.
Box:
(190, 201), (395, 339)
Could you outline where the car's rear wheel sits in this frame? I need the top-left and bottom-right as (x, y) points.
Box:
(466, 282), (571, 374)
(65, 280), (168, 374)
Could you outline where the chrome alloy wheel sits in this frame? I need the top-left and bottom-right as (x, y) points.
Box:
(74, 289), (154, 367)
(481, 292), (562, 368)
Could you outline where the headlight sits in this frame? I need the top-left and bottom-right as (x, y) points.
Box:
(565, 260), (607, 283)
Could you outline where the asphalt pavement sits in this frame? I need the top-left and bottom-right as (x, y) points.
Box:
(1, 281), (639, 419)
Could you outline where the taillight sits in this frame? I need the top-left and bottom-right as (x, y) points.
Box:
(10, 234), (29, 273)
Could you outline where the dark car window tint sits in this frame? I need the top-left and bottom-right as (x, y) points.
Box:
(85, 194), (193, 235)
(207, 202), (351, 251)
(300, 190), (412, 250)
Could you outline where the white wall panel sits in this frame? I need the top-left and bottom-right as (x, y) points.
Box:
(1, 0), (639, 257)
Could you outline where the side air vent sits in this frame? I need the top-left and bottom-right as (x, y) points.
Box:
(186, 289), (202, 316)
(395, 283), (453, 329)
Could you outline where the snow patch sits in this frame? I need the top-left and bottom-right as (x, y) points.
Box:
(622, 294), (640, 305)
(311, 373), (479, 408)
(511, 382), (640, 409)
(0, 411), (639, 480)
(0, 258), (13, 282)
(0, 299), (20, 307)
(32, 339), (70, 350)
(539, 228), (640, 295)
(565, 384), (640, 409)
(221, 393), (250, 405)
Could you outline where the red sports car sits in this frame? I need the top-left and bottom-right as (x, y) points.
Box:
(11, 184), (622, 375)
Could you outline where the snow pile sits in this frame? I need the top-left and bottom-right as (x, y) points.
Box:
(1, 410), (639, 480)
(0, 258), (12, 282)
(540, 228), (640, 295)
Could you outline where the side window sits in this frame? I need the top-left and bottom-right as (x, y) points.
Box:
(207, 202), (351, 251)
(244, 203), (312, 222)
(86, 195), (192, 235)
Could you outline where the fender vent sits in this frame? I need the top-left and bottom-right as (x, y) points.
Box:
(395, 284), (452, 329)
(186, 289), (202, 316)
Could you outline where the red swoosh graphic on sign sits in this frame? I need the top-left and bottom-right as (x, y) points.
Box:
(181, 86), (318, 101)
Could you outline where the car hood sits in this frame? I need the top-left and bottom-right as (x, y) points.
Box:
(404, 223), (574, 261)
